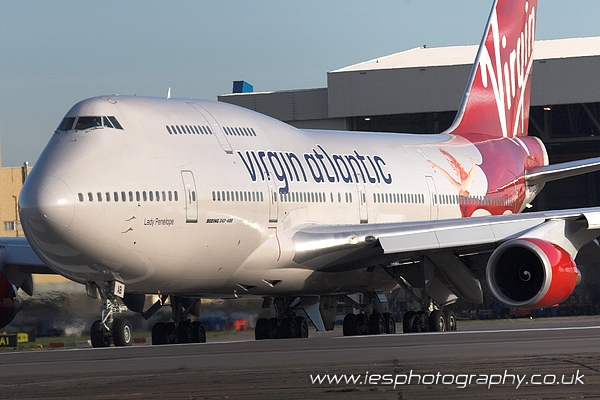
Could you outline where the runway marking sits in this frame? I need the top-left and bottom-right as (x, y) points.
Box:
(334, 325), (600, 339)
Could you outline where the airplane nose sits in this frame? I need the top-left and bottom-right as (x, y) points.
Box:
(20, 175), (75, 232)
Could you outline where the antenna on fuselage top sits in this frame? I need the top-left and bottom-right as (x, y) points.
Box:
(167, 87), (171, 99)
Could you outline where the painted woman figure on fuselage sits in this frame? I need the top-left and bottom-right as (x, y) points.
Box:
(427, 148), (479, 218)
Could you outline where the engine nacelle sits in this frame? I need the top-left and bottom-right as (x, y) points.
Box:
(0, 272), (22, 329)
(486, 238), (579, 309)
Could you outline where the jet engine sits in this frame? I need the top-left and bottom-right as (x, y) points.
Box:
(0, 272), (23, 329)
(486, 238), (579, 309)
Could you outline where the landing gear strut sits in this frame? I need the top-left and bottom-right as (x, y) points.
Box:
(255, 296), (310, 340)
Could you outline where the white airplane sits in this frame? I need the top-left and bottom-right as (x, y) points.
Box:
(2, 0), (600, 347)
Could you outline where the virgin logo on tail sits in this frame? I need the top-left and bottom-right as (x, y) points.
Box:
(446, 0), (537, 139)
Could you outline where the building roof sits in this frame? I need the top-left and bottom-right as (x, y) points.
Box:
(331, 37), (600, 73)
(220, 37), (600, 122)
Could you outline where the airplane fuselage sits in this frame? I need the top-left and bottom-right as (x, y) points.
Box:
(19, 95), (548, 297)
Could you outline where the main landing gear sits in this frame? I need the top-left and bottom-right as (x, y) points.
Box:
(150, 296), (206, 345)
(341, 293), (397, 336)
(255, 296), (310, 340)
(402, 308), (456, 333)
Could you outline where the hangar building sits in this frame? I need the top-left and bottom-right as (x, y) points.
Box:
(219, 37), (600, 212)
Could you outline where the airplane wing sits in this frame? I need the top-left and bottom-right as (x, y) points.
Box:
(291, 207), (600, 269)
(0, 237), (53, 296)
(289, 207), (600, 308)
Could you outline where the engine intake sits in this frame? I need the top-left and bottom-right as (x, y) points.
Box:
(486, 238), (579, 309)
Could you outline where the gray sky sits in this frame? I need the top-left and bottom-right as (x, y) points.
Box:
(1, 1), (599, 167)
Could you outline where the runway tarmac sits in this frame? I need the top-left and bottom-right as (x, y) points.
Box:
(1, 316), (599, 399)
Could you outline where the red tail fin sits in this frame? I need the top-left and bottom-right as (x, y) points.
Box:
(445, 0), (537, 138)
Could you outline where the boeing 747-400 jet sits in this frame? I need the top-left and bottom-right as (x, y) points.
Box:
(3, 0), (600, 347)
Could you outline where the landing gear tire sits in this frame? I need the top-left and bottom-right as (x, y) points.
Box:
(191, 321), (206, 343)
(113, 318), (133, 347)
(90, 320), (111, 348)
(368, 312), (385, 335)
(177, 320), (194, 344)
(255, 318), (270, 340)
(295, 316), (309, 338)
(402, 311), (418, 333)
(429, 310), (446, 332)
(416, 311), (429, 332)
(152, 322), (167, 345)
(383, 312), (396, 334)
(268, 317), (281, 339)
(444, 309), (457, 331)
(343, 314), (357, 336)
(280, 317), (298, 339)
(356, 314), (369, 335)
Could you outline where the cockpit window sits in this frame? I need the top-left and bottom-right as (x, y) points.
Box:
(57, 117), (75, 131)
(68, 116), (124, 131)
(107, 116), (123, 130)
(75, 116), (102, 130)
(103, 116), (114, 128)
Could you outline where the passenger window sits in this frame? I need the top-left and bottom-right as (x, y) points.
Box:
(129, 191), (133, 202)
(106, 192), (110, 202)
(88, 192), (93, 202)
(155, 191), (160, 201)
(78, 193), (84, 202)
(58, 117), (75, 131)
(136, 191), (140, 202)
(97, 192), (102, 202)
(192, 191), (196, 201)
(114, 192), (119, 202)
(174, 191), (179, 201)
(143, 191), (147, 201)
(121, 192), (126, 202)
(169, 191), (173, 201)
(76, 116), (102, 131)
(149, 191), (154, 201)
(166, 126), (172, 134)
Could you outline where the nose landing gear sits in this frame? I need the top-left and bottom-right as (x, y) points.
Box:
(88, 282), (132, 348)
